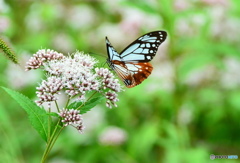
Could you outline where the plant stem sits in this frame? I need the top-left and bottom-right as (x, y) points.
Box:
(47, 107), (51, 141)
(65, 97), (70, 108)
(41, 92), (96, 162)
(55, 101), (60, 112)
(41, 120), (64, 163)
(46, 126), (64, 158)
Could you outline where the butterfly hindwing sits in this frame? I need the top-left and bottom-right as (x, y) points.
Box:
(106, 31), (167, 88)
(125, 62), (153, 88)
(111, 60), (153, 88)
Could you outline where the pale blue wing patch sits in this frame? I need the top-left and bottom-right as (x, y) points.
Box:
(118, 31), (167, 62)
(106, 37), (121, 61)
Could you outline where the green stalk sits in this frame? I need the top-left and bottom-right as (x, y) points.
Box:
(65, 97), (71, 109)
(54, 101), (60, 112)
(47, 107), (51, 141)
(41, 120), (64, 163)
(45, 126), (64, 159)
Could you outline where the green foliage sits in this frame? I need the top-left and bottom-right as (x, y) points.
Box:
(0, 103), (24, 162)
(1, 87), (49, 142)
(67, 96), (104, 114)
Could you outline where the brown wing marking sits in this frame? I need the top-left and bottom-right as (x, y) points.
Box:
(127, 62), (153, 88)
(111, 60), (153, 88)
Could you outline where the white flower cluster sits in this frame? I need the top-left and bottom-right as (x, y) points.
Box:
(58, 109), (84, 133)
(25, 49), (65, 71)
(36, 76), (64, 105)
(95, 68), (122, 108)
(26, 49), (123, 108)
(42, 52), (100, 101)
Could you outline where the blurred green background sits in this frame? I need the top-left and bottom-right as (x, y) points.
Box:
(1, 0), (240, 162)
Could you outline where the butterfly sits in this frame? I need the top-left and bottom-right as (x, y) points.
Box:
(106, 31), (167, 88)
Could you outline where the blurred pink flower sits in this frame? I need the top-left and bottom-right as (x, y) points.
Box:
(94, 24), (127, 48)
(183, 65), (217, 87)
(201, 0), (229, 7)
(52, 33), (74, 53)
(210, 9), (240, 42)
(0, 16), (10, 32)
(175, 14), (206, 37)
(98, 126), (127, 146)
(220, 57), (240, 89)
(174, 0), (191, 11)
(120, 8), (161, 36)
(66, 5), (96, 29)
(147, 58), (175, 92)
(177, 104), (193, 125)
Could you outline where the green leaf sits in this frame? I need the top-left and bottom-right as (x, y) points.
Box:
(1, 87), (49, 142)
(81, 96), (104, 114)
(68, 96), (104, 114)
(48, 112), (59, 117)
(67, 101), (83, 110)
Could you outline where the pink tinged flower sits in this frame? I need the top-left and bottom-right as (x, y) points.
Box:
(95, 68), (122, 108)
(0, 16), (10, 32)
(35, 76), (63, 105)
(105, 91), (119, 108)
(25, 49), (65, 71)
(95, 68), (122, 92)
(201, 0), (229, 7)
(59, 109), (84, 133)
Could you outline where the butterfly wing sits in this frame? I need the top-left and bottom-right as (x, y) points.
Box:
(106, 31), (167, 88)
(106, 37), (121, 64)
(110, 60), (153, 88)
(123, 62), (153, 88)
(120, 31), (167, 62)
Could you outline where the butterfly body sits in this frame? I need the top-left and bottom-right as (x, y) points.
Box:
(106, 31), (167, 88)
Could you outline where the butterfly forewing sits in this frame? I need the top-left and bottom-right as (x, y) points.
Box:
(106, 31), (167, 88)
(106, 37), (121, 62)
(119, 31), (167, 62)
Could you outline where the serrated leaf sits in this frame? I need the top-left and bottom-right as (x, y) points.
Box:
(67, 101), (83, 110)
(80, 96), (104, 114)
(67, 96), (104, 114)
(1, 87), (49, 142)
